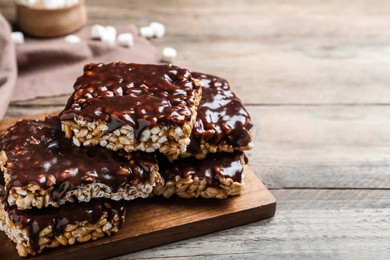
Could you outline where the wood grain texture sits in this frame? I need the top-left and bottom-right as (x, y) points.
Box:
(2, 0), (390, 105)
(0, 169), (276, 260)
(246, 105), (390, 189)
(117, 189), (390, 260)
(1, 0), (389, 259)
(84, 0), (390, 105)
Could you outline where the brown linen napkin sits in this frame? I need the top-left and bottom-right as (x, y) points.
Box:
(0, 14), (17, 120)
(13, 24), (162, 102)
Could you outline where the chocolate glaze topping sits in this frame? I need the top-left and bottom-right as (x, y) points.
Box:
(60, 62), (201, 137)
(188, 73), (253, 154)
(0, 117), (156, 200)
(158, 151), (245, 185)
(0, 192), (124, 253)
(1, 172), (124, 253)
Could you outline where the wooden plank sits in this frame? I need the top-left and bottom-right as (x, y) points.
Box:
(86, 0), (390, 105)
(7, 37), (390, 106)
(116, 189), (390, 260)
(3, 106), (63, 120)
(171, 40), (390, 105)
(0, 168), (276, 260)
(123, 208), (390, 259)
(83, 0), (390, 105)
(272, 189), (390, 209)
(245, 105), (390, 189)
(3, 0), (390, 105)
(10, 95), (70, 106)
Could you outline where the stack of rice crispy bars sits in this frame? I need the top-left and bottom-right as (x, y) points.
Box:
(0, 62), (253, 257)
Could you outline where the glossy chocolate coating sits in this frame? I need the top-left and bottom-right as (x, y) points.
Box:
(187, 73), (253, 154)
(158, 151), (245, 185)
(0, 193), (124, 252)
(60, 62), (201, 137)
(0, 117), (156, 200)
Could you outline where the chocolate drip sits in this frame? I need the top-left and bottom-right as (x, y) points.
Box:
(0, 117), (156, 201)
(2, 196), (124, 252)
(60, 62), (201, 136)
(188, 73), (253, 154)
(158, 151), (245, 186)
(0, 173), (124, 253)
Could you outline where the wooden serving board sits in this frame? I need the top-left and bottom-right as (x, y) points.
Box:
(0, 113), (276, 259)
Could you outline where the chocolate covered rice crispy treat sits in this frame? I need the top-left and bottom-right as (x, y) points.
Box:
(183, 73), (253, 160)
(0, 188), (125, 257)
(0, 116), (160, 210)
(153, 151), (247, 199)
(60, 62), (202, 161)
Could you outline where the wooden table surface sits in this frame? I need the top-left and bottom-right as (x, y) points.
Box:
(1, 0), (389, 259)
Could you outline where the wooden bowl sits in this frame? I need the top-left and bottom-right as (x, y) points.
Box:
(14, 0), (87, 37)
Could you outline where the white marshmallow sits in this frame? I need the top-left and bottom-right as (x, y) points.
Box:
(149, 22), (165, 38)
(162, 47), (177, 63)
(43, 0), (65, 9)
(101, 33), (116, 45)
(65, 0), (79, 7)
(23, 0), (78, 8)
(91, 24), (106, 39)
(11, 32), (24, 44)
(117, 33), (134, 47)
(64, 34), (81, 43)
(20, 0), (37, 6)
(105, 26), (117, 37)
(58, 0), (66, 8)
(139, 26), (154, 38)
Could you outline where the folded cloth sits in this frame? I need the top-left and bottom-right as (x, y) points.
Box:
(14, 24), (162, 101)
(0, 15), (17, 120)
